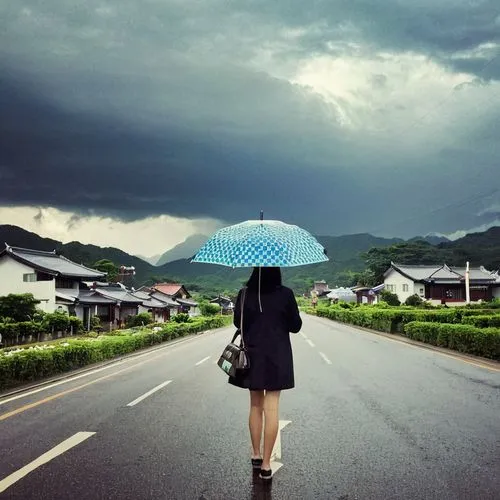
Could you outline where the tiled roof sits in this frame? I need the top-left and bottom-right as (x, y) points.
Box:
(95, 289), (143, 304)
(150, 291), (180, 307)
(177, 298), (198, 307)
(130, 291), (169, 309)
(390, 263), (497, 283)
(153, 283), (183, 296)
(77, 292), (117, 305)
(2, 245), (105, 279)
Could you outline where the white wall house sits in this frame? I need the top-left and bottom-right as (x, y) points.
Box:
(383, 267), (426, 303)
(384, 262), (499, 305)
(0, 245), (105, 314)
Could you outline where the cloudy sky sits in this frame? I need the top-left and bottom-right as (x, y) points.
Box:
(1, 1), (499, 257)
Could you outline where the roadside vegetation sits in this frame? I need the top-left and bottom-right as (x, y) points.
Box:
(0, 294), (232, 391)
(302, 297), (500, 361)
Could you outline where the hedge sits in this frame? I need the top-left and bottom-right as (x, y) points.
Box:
(315, 306), (461, 333)
(461, 315), (500, 328)
(0, 315), (231, 391)
(404, 322), (500, 360)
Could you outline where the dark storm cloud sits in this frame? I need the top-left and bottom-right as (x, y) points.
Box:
(0, 0), (499, 238)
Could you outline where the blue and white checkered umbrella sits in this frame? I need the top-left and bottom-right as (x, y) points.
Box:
(192, 219), (328, 268)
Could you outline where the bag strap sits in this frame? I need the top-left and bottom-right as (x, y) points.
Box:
(231, 287), (247, 347)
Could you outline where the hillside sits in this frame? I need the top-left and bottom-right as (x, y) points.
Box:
(156, 234), (209, 266)
(1, 224), (498, 297)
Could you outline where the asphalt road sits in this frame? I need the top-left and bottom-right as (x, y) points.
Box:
(0, 315), (499, 500)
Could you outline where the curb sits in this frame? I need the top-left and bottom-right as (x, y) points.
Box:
(306, 313), (500, 371)
(0, 324), (231, 399)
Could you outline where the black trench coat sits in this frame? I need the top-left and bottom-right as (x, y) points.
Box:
(228, 285), (302, 391)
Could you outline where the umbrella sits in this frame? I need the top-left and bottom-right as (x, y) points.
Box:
(192, 213), (328, 311)
(191, 216), (328, 268)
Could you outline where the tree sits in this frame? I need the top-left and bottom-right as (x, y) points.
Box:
(0, 293), (40, 322)
(380, 290), (401, 306)
(405, 294), (424, 306)
(93, 259), (119, 282)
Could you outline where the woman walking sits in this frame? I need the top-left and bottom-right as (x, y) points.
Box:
(229, 267), (302, 480)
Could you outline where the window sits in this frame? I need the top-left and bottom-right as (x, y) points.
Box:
(23, 273), (36, 282)
(56, 278), (75, 289)
(402, 284), (409, 292)
(386, 284), (396, 292)
(419, 288), (424, 296)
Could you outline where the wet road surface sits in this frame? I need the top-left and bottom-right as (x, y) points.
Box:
(1, 314), (499, 499)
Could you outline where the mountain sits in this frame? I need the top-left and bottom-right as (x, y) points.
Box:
(0, 225), (158, 288)
(135, 254), (162, 266)
(1, 224), (498, 297)
(408, 234), (450, 245)
(155, 234), (209, 266)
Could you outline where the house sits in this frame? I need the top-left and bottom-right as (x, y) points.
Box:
(131, 290), (177, 323)
(383, 262), (500, 305)
(0, 244), (105, 313)
(311, 280), (330, 297)
(151, 283), (200, 316)
(352, 284), (385, 304)
(210, 296), (234, 313)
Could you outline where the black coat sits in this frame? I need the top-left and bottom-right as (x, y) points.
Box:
(228, 285), (302, 391)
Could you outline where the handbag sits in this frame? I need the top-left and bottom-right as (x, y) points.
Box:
(217, 287), (250, 377)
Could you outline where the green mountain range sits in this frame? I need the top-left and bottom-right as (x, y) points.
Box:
(1, 224), (499, 298)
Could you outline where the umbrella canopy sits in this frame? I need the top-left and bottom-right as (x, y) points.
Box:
(191, 219), (328, 268)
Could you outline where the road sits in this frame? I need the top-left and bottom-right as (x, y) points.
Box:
(0, 314), (499, 500)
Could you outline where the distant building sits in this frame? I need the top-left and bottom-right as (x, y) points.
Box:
(311, 280), (330, 297)
(383, 262), (500, 305)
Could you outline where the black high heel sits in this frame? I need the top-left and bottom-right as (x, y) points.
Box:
(251, 458), (263, 469)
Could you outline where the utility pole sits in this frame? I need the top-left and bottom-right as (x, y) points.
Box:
(465, 261), (470, 305)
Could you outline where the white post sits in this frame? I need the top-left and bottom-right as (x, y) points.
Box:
(465, 261), (470, 305)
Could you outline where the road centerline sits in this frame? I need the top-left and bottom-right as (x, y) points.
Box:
(0, 432), (96, 493)
(306, 339), (315, 347)
(319, 352), (333, 365)
(195, 356), (210, 366)
(126, 380), (172, 407)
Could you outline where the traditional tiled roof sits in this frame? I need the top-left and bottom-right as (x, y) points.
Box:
(95, 289), (143, 304)
(150, 291), (180, 308)
(1, 245), (105, 279)
(77, 292), (117, 305)
(130, 291), (170, 309)
(388, 262), (497, 283)
(152, 283), (184, 296)
(176, 298), (198, 307)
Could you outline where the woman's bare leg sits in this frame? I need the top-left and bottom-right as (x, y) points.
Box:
(249, 390), (265, 458)
(261, 390), (281, 470)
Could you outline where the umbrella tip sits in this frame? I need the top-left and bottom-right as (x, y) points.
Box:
(260, 210), (264, 221)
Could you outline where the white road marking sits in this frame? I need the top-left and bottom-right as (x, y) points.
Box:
(306, 339), (315, 348)
(0, 432), (95, 493)
(300, 332), (309, 340)
(195, 356), (210, 366)
(270, 420), (291, 476)
(0, 334), (210, 406)
(126, 380), (172, 407)
(271, 420), (291, 461)
(319, 352), (332, 365)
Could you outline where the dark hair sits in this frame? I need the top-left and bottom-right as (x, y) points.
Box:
(246, 267), (282, 292)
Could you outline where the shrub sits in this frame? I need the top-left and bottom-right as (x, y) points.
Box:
(0, 293), (40, 322)
(90, 315), (101, 330)
(43, 311), (71, 333)
(404, 321), (500, 360)
(172, 313), (190, 323)
(0, 315), (231, 390)
(405, 294), (424, 306)
(126, 312), (154, 328)
(380, 290), (401, 306)
(461, 315), (500, 328)
(199, 302), (221, 316)
(69, 316), (84, 334)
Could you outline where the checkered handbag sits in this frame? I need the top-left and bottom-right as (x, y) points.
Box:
(217, 287), (250, 377)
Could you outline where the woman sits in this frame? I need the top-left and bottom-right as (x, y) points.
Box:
(229, 267), (302, 480)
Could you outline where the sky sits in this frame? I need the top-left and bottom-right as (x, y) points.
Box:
(1, 1), (499, 257)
